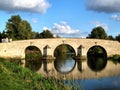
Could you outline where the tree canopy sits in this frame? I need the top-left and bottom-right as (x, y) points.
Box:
(35, 30), (54, 38)
(5, 15), (33, 40)
(115, 34), (120, 42)
(87, 26), (107, 39)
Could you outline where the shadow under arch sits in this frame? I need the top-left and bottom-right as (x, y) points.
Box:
(87, 45), (107, 72)
(54, 44), (76, 74)
(25, 46), (42, 71)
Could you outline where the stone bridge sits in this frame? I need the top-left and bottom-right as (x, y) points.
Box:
(0, 38), (120, 60)
(0, 38), (120, 79)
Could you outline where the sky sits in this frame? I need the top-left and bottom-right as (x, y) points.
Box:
(0, 0), (120, 38)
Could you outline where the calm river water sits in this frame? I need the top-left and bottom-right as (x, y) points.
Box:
(54, 56), (120, 90)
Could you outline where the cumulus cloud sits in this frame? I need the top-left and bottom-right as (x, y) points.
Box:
(43, 21), (85, 37)
(91, 21), (108, 31)
(86, 0), (120, 13)
(0, 0), (50, 14)
(111, 14), (120, 21)
(52, 21), (80, 35)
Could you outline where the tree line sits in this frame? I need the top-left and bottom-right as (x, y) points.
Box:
(0, 15), (54, 42)
(0, 15), (120, 42)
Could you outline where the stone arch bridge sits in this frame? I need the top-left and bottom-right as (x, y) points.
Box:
(1, 38), (120, 79)
(0, 38), (120, 60)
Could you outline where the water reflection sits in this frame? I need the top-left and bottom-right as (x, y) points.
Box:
(77, 60), (82, 72)
(25, 60), (42, 71)
(54, 56), (76, 74)
(54, 55), (108, 74)
(87, 55), (107, 72)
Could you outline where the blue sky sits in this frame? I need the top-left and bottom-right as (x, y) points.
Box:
(0, 0), (120, 38)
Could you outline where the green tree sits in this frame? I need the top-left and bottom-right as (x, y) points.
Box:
(31, 31), (39, 39)
(116, 34), (120, 42)
(6, 15), (21, 40)
(33, 32), (40, 39)
(87, 26), (107, 39)
(5, 15), (33, 40)
(0, 32), (2, 42)
(38, 30), (54, 38)
(107, 35), (115, 40)
(17, 20), (32, 39)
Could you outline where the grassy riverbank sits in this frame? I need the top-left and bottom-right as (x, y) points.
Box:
(0, 58), (81, 90)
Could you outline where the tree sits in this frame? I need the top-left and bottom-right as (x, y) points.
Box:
(87, 26), (107, 39)
(5, 15), (33, 40)
(33, 32), (40, 39)
(116, 34), (120, 42)
(17, 20), (32, 39)
(6, 15), (21, 40)
(107, 35), (115, 40)
(38, 30), (54, 38)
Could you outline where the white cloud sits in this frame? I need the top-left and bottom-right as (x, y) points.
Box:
(111, 14), (120, 21)
(91, 21), (108, 31)
(0, 0), (50, 14)
(43, 21), (85, 37)
(86, 0), (120, 13)
(51, 22), (80, 36)
(52, 21), (80, 35)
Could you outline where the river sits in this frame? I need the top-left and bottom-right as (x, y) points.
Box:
(54, 55), (120, 90)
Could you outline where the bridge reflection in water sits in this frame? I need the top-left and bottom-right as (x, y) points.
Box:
(23, 45), (120, 79)
(28, 56), (120, 80)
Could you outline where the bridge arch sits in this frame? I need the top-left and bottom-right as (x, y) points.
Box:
(24, 45), (42, 57)
(54, 44), (76, 57)
(24, 45), (42, 71)
(87, 45), (107, 72)
(87, 45), (107, 57)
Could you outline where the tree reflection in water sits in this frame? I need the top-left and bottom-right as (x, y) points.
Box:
(87, 56), (107, 72)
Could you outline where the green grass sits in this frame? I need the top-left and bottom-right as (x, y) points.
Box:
(0, 58), (81, 90)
